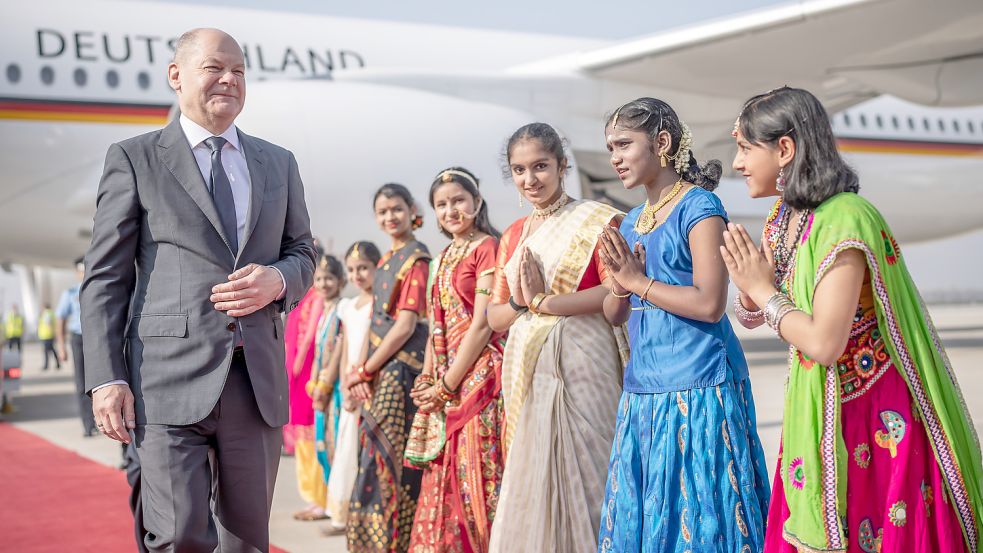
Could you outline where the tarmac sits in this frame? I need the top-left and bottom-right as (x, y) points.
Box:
(3, 304), (981, 552)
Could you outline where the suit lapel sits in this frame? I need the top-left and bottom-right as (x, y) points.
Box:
(237, 129), (268, 262)
(157, 119), (232, 253)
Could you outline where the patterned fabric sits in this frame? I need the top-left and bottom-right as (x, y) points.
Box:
(488, 200), (626, 553)
(598, 374), (770, 553)
(348, 241), (431, 553)
(406, 237), (505, 553)
(769, 193), (982, 552)
(313, 301), (343, 481)
(766, 368), (969, 553)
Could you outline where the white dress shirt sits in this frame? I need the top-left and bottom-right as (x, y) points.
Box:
(179, 114), (251, 246)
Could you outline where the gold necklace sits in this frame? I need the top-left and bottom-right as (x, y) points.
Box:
(633, 179), (684, 234)
(531, 193), (569, 219)
(437, 232), (474, 310)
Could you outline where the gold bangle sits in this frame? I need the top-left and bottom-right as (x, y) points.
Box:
(640, 278), (655, 303)
(611, 288), (631, 299)
(530, 293), (548, 313)
(475, 287), (491, 297)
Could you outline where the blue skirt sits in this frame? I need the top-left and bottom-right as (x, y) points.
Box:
(597, 373), (770, 553)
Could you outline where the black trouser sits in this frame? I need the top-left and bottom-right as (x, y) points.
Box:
(41, 339), (60, 369)
(69, 333), (96, 434)
(5, 336), (21, 352)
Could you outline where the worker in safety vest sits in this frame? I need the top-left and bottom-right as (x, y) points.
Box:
(38, 304), (60, 370)
(3, 305), (24, 353)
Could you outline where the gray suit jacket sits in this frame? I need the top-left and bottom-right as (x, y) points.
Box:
(81, 118), (315, 427)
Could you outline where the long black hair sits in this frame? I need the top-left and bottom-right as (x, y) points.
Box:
(373, 183), (423, 230)
(429, 167), (500, 239)
(737, 87), (859, 210)
(606, 97), (721, 191)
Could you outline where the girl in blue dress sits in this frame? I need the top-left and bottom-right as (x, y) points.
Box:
(596, 97), (770, 552)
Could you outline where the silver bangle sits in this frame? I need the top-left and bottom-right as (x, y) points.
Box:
(734, 294), (764, 323)
(772, 303), (799, 341)
(763, 292), (793, 329)
(764, 292), (799, 339)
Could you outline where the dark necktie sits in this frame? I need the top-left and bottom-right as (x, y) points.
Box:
(204, 136), (239, 253)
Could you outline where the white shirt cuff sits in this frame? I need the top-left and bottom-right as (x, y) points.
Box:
(270, 266), (287, 300)
(92, 379), (128, 392)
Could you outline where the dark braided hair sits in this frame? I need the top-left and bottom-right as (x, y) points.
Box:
(606, 97), (721, 191)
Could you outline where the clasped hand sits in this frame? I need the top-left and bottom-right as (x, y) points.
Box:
(598, 226), (646, 295)
(517, 247), (545, 306)
(720, 222), (777, 305)
(409, 376), (444, 414)
(210, 263), (283, 317)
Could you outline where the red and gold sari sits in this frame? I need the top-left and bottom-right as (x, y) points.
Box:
(406, 237), (506, 553)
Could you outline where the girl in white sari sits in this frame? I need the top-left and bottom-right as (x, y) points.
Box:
(487, 122), (627, 553)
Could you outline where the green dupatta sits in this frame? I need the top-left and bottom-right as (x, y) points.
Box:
(780, 192), (982, 552)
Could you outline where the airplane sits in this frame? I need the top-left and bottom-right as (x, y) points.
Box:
(1, 0), (982, 327)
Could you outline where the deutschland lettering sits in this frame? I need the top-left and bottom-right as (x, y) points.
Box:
(36, 29), (365, 77)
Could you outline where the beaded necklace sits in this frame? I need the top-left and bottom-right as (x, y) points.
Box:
(773, 205), (812, 290)
(531, 193), (569, 219)
(633, 179), (684, 234)
(437, 232), (475, 310)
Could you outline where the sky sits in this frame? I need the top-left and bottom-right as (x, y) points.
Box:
(162, 0), (786, 40)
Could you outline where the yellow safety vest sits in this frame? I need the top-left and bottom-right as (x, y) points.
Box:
(4, 313), (24, 339)
(38, 309), (56, 340)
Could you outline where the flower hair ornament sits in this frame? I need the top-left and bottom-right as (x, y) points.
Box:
(668, 121), (693, 175)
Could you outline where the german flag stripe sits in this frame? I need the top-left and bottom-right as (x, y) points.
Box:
(837, 137), (983, 157)
(0, 97), (170, 125)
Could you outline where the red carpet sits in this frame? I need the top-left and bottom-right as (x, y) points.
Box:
(0, 423), (288, 552)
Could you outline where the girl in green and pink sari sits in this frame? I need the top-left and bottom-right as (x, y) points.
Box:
(721, 86), (982, 553)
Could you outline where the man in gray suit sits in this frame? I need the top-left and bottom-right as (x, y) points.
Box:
(81, 28), (315, 552)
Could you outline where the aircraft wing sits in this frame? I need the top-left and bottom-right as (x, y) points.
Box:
(514, 0), (983, 109)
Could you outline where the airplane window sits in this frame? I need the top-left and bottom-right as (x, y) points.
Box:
(891, 116), (899, 129)
(875, 115), (883, 128)
(908, 117), (915, 130)
(859, 114), (867, 127)
(137, 71), (151, 90)
(6, 63), (21, 84)
(73, 68), (87, 87)
(842, 113), (851, 127)
(938, 119), (945, 132)
(40, 65), (54, 85)
(952, 120), (960, 133)
(106, 70), (119, 88)
(923, 118), (931, 131)
(969, 121), (977, 134)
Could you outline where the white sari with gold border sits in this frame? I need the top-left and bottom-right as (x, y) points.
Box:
(489, 199), (628, 553)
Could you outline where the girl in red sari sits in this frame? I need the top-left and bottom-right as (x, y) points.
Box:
(405, 167), (505, 553)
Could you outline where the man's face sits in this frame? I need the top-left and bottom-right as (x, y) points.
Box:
(168, 30), (246, 130)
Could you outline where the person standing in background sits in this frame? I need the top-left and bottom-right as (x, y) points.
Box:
(3, 304), (23, 353)
(57, 258), (95, 437)
(38, 303), (59, 370)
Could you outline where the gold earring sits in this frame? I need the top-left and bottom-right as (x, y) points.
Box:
(660, 153), (668, 168)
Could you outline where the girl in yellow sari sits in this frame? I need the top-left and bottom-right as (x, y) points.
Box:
(486, 122), (627, 553)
